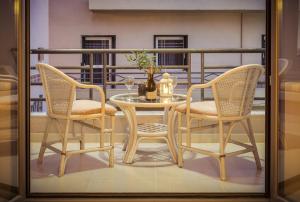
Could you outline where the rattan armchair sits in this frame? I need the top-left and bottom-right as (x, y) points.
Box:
(36, 63), (116, 176)
(176, 64), (264, 180)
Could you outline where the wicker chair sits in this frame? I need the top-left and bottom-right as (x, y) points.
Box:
(176, 64), (264, 180)
(36, 63), (116, 176)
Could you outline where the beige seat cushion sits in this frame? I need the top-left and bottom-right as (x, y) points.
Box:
(280, 82), (300, 92)
(176, 101), (217, 115)
(72, 100), (117, 116)
(0, 81), (16, 91)
(0, 94), (18, 105)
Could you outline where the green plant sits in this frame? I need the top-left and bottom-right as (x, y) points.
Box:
(126, 51), (161, 74)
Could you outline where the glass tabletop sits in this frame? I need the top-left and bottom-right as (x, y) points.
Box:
(110, 93), (186, 106)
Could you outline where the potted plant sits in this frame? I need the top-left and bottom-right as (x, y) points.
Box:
(126, 51), (161, 100)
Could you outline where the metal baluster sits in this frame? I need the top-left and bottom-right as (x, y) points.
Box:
(89, 53), (94, 99)
(201, 52), (205, 101)
(187, 52), (192, 88)
(103, 53), (107, 97)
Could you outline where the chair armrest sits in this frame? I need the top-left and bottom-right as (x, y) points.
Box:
(186, 82), (213, 103)
(184, 82), (214, 115)
(75, 83), (106, 114)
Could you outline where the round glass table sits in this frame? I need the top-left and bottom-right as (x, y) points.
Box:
(110, 93), (186, 164)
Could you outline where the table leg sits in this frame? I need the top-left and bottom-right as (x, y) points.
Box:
(119, 105), (138, 164)
(167, 106), (178, 163)
(122, 136), (128, 151)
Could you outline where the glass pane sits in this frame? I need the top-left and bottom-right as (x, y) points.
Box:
(30, 0), (266, 195)
(278, 0), (300, 201)
(0, 0), (19, 201)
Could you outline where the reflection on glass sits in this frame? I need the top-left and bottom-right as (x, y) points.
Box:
(125, 76), (135, 101)
(278, 0), (300, 201)
(113, 93), (186, 103)
(0, 0), (18, 201)
(170, 75), (177, 89)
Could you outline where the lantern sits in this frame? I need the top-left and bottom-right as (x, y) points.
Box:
(159, 73), (173, 97)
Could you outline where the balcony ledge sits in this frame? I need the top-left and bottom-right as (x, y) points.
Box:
(89, 0), (265, 11)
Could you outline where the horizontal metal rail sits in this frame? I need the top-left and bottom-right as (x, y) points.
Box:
(31, 48), (265, 54)
(30, 48), (265, 112)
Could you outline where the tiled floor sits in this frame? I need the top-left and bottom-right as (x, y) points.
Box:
(30, 143), (265, 193)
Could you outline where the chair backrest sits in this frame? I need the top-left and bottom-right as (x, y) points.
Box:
(278, 58), (289, 76)
(36, 63), (76, 117)
(212, 64), (264, 117)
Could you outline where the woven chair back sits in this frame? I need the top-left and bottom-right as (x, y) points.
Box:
(213, 65), (264, 117)
(37, 63), (75, 116)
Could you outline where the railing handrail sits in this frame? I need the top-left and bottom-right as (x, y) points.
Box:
(29, 48), (266, 112)
(30, 48), (265, 54)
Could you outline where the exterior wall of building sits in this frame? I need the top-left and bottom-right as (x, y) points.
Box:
(30, 0), (266, 111)
(30, 0), (49, 112)
(30, 0), (49, 66)
(47, 0), (266, 72)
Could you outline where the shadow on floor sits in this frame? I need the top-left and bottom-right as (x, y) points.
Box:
(183, 156), (264, 185)
(31, 153), (109, 178)
(110, 144), (176, 167)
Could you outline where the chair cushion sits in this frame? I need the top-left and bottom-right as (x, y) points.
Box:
(0, 81), (16, 91)
(280, 82), (300, 92)
(0, 94), (18, 105)
(176, 101), (217, 115)
(72, 100), (117, 116)
(0, 94), (18, 111)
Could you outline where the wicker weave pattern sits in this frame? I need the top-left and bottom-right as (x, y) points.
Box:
(39, 66), (75, 116)
(213, 67), (262, 117)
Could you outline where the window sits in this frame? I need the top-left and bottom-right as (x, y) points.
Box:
(154, 35), (188, 66)
(81, 35), (116, 84)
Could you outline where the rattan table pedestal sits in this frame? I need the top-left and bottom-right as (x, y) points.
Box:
(110, 93), (186, 164)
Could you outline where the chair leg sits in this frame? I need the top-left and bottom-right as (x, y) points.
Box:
(100, 117), (105, 148)
(109, 115), (115, 168)
(38, 117), (52, 164)
(186, 116), (191, 147)
(246, 118), (262, 170)
(218, 120), (226, 181)
(59, 119), (70, 177)
(178, 112), (183, 168)
(80, 122), (85, 150)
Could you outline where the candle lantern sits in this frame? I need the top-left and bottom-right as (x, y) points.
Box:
(159, 73), (173, 97)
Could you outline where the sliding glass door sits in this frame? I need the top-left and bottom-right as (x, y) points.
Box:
(277, 0), (300, 201)
(0, 0), (20, 201)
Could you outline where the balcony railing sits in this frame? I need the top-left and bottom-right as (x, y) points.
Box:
(30, 48), (265, 112)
